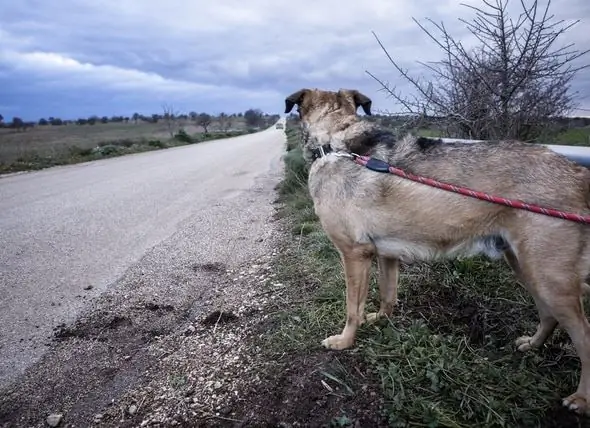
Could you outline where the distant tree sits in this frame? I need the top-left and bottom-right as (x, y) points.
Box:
(196, 113), (212, 133)
(189, 111), (197, 122)
(50, 117), (63, 126)
(244, 108), (264, 128)
(0, 114), (4, 125)
(124, 117), (130, 123)
(38, 118), (49, 126)
(100, 116), (109, 124)
(162, 103), (180, 137)
(87, 116), (98, 125)
(218, 112), (231, 131)
(77, 118), (88, 125)
(11, 117), (24, 131)
(132, 113), (139, 124)
(151, 114), (159, 123)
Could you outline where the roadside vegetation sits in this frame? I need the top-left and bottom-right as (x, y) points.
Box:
(0, 108), (279, 174)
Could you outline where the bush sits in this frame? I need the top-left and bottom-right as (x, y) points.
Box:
(93, 144), (121, 156)
(174, 129), (193, 143)
(148, 139), (167, 148)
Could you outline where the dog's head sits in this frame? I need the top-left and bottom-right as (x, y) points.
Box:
(283, 88), (372, 156)
(284, 88), (372, 121)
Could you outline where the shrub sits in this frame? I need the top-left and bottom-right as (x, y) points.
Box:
(174, 129), (193, 143)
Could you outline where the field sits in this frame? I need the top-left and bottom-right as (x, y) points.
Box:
(265, 120), (590, 427)
(554, 127), (590, 146)
(0, 117), (253, 174)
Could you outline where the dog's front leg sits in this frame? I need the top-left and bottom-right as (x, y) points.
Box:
(322, 246), (372, 350)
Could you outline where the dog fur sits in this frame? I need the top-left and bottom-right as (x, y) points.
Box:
(284, 87), (590, 415)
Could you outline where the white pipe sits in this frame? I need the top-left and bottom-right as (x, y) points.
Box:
(438, 138), (590, 168)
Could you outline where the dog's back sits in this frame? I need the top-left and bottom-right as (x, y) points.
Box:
(347, 126), (590, 216)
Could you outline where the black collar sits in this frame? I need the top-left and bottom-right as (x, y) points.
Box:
(310, 144), (333, 161)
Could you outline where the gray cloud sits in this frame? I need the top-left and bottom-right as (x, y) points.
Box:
(0, 0), (588, 119)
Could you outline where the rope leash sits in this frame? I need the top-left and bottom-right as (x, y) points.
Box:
(352, 154), (590, 225)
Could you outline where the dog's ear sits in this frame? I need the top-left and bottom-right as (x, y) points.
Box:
(352, 90), (372, 116)
(284, 89), (309, 114)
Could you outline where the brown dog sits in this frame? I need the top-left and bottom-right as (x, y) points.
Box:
(284, 87), (590, 415)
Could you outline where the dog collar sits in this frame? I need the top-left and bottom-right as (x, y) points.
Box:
(311, 144), (333, 161)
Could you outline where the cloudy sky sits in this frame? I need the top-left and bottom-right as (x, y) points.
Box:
(1, 0), (588, 121)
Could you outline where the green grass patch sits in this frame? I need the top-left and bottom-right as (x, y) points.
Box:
(268, 120), (588, 427)
(553, 127), (590, 146)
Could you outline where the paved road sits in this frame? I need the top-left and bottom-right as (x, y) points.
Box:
(0, 124), (286, 389)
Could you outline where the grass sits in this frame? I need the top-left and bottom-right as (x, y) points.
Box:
(0, 119), (257, 174)
(553, 127), (590, 146)
(268, 120), (590, 427)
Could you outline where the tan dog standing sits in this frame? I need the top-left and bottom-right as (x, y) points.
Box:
(284, 87), (590, 415)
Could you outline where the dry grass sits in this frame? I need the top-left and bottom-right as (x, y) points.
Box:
(0, 118), (253, 174)
(0, 118), (249, 163)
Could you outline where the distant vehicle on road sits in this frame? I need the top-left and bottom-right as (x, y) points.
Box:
(276, 123), (284, 129)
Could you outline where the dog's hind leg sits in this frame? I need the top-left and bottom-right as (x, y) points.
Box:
(517, 243), (590, 415)
(503, 247), (558, 351)
(322, 244), (373, 350)
(544, 283), (590, 415)
(365, 256), (399, 324)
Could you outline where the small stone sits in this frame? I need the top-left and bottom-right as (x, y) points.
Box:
(46, 414), (63, 427)
(93, 414), (103, 423)
(128, 404), (138, 415)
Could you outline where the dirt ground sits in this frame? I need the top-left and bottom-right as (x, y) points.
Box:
(2, 222), (587, 428)
(0, 207), (388, 428)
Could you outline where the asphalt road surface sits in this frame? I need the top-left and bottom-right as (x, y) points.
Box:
(0, 124), (286, 389)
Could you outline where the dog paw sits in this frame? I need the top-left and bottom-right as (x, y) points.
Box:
(515, 336), (537, 352)
(364, 312), (382, 325)
(321, 334), (354, 350)
(563, 393), (590, 415)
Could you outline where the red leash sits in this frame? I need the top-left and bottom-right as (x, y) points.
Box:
(353, 155), (590, 225)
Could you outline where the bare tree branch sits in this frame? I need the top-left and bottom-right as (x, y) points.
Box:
(367, 0), (589, 141)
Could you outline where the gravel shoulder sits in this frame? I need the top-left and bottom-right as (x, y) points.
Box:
(0, 152), (288, 427)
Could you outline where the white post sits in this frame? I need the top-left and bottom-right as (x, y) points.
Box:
(439, 138), (590, 168)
